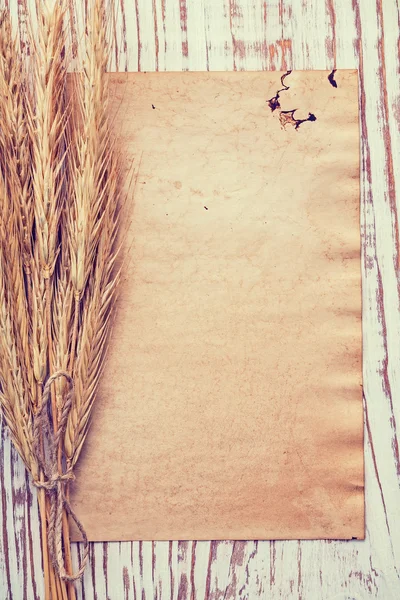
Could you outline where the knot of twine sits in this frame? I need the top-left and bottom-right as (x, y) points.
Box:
(33, 371), (89, 582)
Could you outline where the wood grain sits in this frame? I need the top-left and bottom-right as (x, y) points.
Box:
(1, 0), (400, 598)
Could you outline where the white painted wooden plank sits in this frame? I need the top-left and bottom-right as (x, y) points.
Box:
(1, 1), (400, 598)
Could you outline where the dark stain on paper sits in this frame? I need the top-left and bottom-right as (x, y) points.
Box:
(328, 69), (338, 88)
(267, 70), (292, 111)
(267, 70), (317, 130)
(279, 110), (317, 130)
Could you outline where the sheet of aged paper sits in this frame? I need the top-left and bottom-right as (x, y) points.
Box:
(71, 70), (363, 541)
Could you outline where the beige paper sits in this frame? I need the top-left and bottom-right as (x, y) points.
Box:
(71, 70), (363, 541)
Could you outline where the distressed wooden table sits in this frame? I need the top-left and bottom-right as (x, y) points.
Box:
(1, 0), (400, 598)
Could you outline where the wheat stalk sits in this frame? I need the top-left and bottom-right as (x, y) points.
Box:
(0, 217), (36, 475)
(64, 0), (120, 465)
(29, 8), (71, 595)
(0, 2), (121, 598)
(0, 6), (65, 598)
(29, 0), (68, 401)
(0, 19), (54, 590)
(67, 0), (110, 365)
(0, 12), (36, 409)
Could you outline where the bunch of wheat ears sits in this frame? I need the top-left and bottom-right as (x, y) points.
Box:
(0, 1), (120, 598)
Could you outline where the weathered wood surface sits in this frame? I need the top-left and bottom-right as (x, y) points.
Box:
(1, 0), (400, 598)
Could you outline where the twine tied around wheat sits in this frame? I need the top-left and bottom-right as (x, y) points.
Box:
(33, 371), (89, 581)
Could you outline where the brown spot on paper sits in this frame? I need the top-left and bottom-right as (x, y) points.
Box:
(71, 71), (363, 542)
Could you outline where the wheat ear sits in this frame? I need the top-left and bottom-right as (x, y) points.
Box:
(64, 0), (120, 465)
